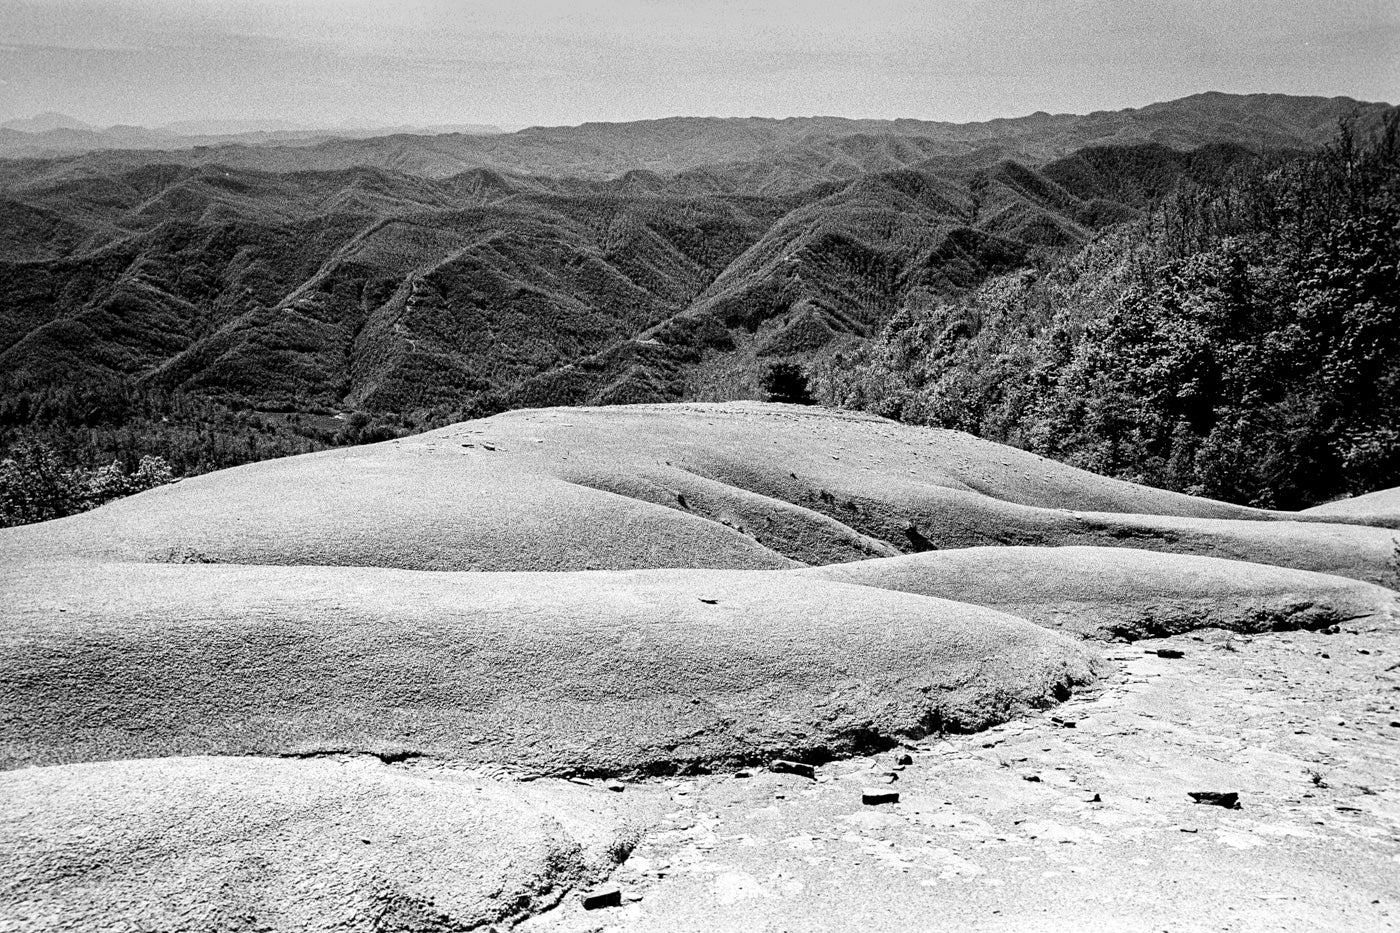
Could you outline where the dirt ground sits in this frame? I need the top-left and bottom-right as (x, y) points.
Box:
(522, 617), (1400, 932)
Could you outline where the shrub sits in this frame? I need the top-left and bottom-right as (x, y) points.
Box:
(761, 361), (815, 405)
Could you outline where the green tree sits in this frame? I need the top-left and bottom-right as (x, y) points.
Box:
(0, 441), (175, 528)
(761, 362), (815, 405)
(0, 442), (83, 526)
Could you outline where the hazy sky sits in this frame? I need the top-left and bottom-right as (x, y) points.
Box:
(1, 0), (1396, 128)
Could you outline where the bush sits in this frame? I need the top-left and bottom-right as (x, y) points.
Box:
(761, 361), (815, 405)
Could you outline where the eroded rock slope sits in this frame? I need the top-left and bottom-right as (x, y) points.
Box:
(2, 403), (1393, 581)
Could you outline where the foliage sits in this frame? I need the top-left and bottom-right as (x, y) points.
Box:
(0, 440), (174, 527)
(761, 361), (815, 405)
(816, 116), (1400, 509)
(0, 379), (428, 526)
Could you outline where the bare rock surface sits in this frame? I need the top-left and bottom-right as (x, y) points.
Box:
(524, 621), (1400, 933)
(3, 402), (1398, 931)
(0, 563), (1098, 773)
(803, 546), (1400, 640)
(0, 755), (650, 932)
(2, 403), (1391, 580)
(1306, 486), (1400, 528)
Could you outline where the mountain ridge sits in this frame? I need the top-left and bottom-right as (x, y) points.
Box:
(1, 92), (1394, 500)
(2, 93), (1388, 183)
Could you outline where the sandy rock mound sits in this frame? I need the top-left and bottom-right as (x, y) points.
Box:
(0, 564), (1098, 774)
(0, 756), (637, 932)
(803, 546), (1399, 641)
(5, 402), (1389, 581)
(1305, 485), (1400, 528)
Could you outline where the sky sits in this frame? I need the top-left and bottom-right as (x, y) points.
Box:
(1, 0), (1396, 129)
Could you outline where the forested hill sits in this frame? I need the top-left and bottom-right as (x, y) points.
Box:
(0, 93), (1395, 512)
(815, 118), (1400, 510)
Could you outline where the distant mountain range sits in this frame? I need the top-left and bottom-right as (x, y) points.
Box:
(0, 92), (1393, 424)
(0, 113), (504, 160)
(2, 93), (1385, 181)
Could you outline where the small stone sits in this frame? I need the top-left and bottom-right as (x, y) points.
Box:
(734, 769), (754, 779)
(896, 753), (914, 766)
(1179, 826), (1199, 834)
(1154, 648), (1185, 659)
(1188, 791), (1241, 809)
(624, 891), (643, 903)
(771, 759), (816, 779)
(1023, 774), (1042, 783)
(862, 788), (900, 806)
(582, 887), (622, 910)
(876, 772), (898, 784)
(1087, 793), (1102, 803)
(605, 780), (625, 793)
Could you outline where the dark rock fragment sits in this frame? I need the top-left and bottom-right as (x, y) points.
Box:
(1188, 791), (1241, 809)
(582, 887), (622, 910)
(771, 759), (816, 779)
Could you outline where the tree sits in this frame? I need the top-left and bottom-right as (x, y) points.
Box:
(0, 441), (82, 526)
(761, 362), (815, 405)
(0, 441), (176, 528)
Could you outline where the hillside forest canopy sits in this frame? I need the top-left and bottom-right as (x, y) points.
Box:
(814, 116), (1400, 511)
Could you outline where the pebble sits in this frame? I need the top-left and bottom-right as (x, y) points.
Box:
(862, 788), (900, 806)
